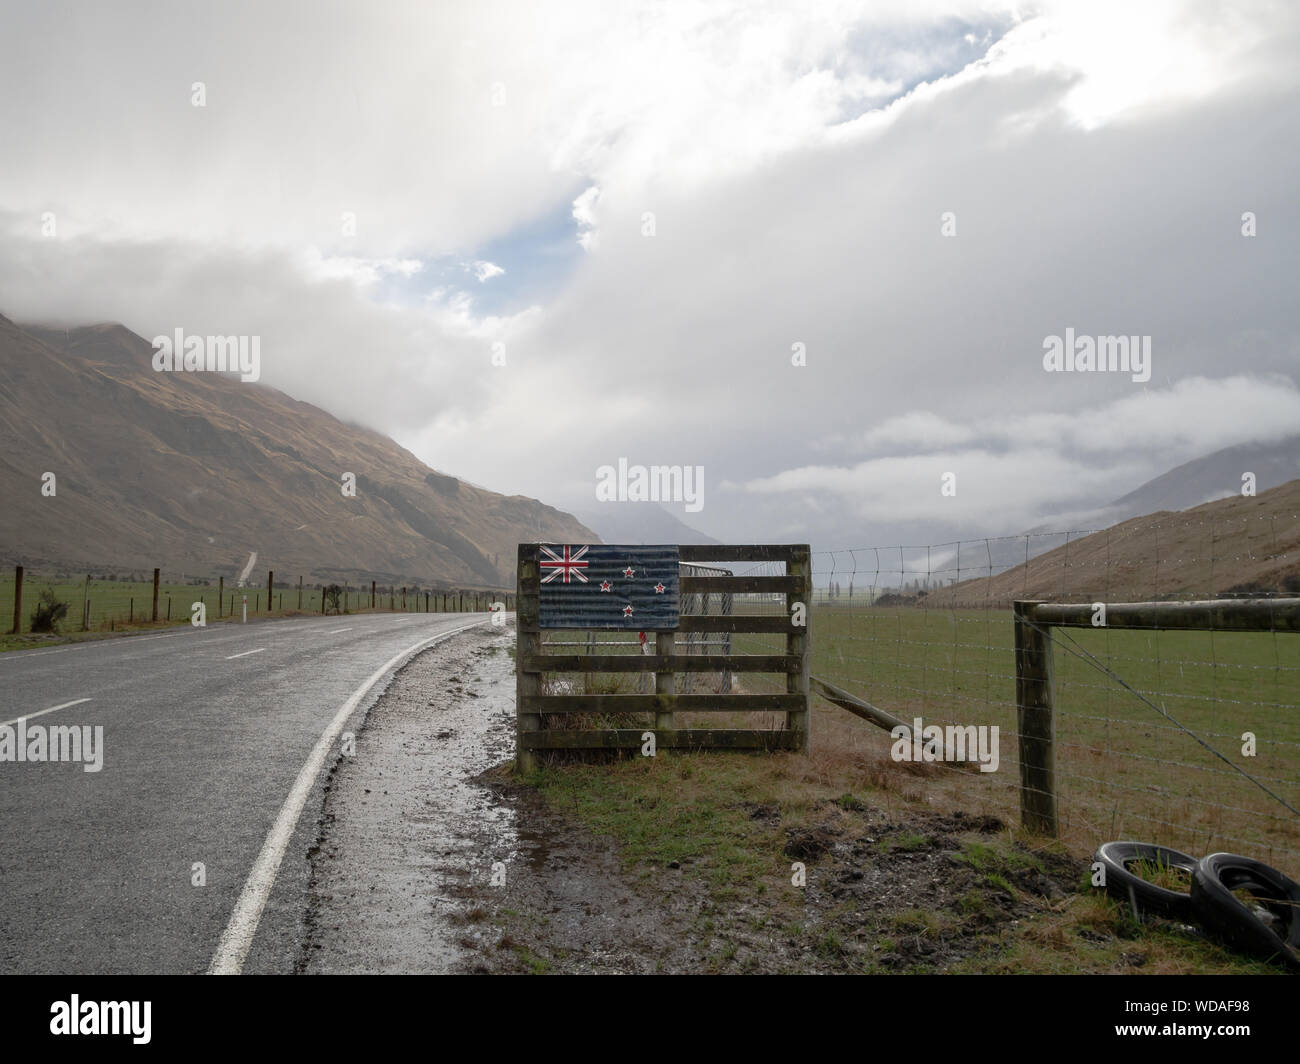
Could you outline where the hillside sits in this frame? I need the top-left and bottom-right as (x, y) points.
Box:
(1108, 435), (1300, 519)
(0, 316), (595, 588)
(932, 478), (1300, 608)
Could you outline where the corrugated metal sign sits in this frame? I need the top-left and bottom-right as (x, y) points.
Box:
(537, 544), (680, 630)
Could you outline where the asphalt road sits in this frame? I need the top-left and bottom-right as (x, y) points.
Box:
(0, 611), (488, 974)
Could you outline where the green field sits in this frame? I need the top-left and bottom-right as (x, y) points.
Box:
(728, 605), (1300, 870)
(529, 604), (1300, 867)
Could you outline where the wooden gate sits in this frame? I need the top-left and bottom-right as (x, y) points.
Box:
(514, 543), (811, 770)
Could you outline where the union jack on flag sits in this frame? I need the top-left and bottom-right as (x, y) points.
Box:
(539, 544), (589, 583)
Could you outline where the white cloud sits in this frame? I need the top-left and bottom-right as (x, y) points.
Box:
(0, 1), (1297, 551)
(469, 260), (505, 282)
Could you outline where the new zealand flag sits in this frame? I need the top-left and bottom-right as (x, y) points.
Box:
(537, 544), (680, 630)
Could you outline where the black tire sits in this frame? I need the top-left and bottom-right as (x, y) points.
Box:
(1094, 841), (1197, 920)
(1191, 852), (1300, 970)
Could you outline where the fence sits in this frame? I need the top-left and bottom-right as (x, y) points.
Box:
(3, 563), (511, 636)
(514, 543), (811, 770)
(721, 516), (1300, 868)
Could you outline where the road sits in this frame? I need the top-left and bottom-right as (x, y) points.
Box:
(0, 611), (487, 974)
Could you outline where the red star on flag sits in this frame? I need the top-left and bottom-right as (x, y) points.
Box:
(622, 566), (635, 577)
(623, 604), (634, 617)
(654, 583), (665, 594)
(600, 580), (612, 592)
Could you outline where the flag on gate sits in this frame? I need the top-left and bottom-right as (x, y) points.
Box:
(537, 544), (680, 630)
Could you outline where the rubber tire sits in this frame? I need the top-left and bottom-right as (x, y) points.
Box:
(1095, 841), (1197, 920)
(1191, 852), (1300, 970)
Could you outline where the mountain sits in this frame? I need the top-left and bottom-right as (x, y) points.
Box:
(933, 477), (1300, 608)
(1108, 436), (1300, 520)
(0, 316), (596, 587)
(575, 502), (719, 545)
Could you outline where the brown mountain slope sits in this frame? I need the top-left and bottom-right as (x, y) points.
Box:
(0, 315), (595, 587)
(933, 478), (1300, 608)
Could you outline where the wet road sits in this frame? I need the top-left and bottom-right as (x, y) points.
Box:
(0, 611), (487, 974)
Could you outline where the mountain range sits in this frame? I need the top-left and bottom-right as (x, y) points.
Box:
(0, 316), (595, 588)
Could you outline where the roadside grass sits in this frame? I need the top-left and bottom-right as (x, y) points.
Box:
(516, 727), (1288, 973)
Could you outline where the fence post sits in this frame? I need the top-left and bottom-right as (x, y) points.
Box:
(516, 546), (541, 773)
(129, 597), (133, 624)
(82, 574), (90, 631)
(402, 586), (406, 611)
(371, 580), (376, 610)
(152, 568), (160, 622)
(787, 546), (812, 752)
(218, 576), (224, 618)
(298, 576), (303, 610)
(267, 571), (273, 613)
(655, 630), (675, 734)
(1014, 601), (1058, 837)
(425, 590), (430, 612)
(10, 564), (22, 634)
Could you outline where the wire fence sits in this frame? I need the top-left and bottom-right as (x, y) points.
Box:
(716, 517), (1300, 870)
(0, 565), (503, 637)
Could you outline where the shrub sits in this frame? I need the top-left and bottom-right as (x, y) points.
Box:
(30, 588), (69, 633)
(324, 584), (343, 614)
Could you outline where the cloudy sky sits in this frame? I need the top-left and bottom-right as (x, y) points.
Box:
(1, 0), (1297, 553)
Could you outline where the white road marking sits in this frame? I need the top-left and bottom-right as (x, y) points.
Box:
(1, 697), (92, 729)
(328, 627), (353, 634)
(224, 648), (265, 660)
(208, 618), (487, 975)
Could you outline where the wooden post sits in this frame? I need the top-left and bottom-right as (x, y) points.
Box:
(167, 596), (171, 621)
(11, 565), (22, 634)
(298, 576), (303, 610)
(152, 568), (160, 622)
(655, 630), (675, 735)
(425, 591), (430, 612)
(786, 546), (812, 753)
(371, 580), (376, 610)
(516, 546), (541, 773)
(1014, 601), (1058, 837)
(218, 576), (224, 618)
(129, 597), (133, 624)
(402, 586), (406, 611)
(82, 574), (90, 632)
(321, 587), (326, 614)
(266, 571), (273, 613)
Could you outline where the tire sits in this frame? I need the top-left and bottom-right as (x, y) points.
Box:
(1191, 852), (1300, 970)
(1095, 841), (1197, 920)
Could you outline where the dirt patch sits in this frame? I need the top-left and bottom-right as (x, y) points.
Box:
(456, 783), (1086, 974)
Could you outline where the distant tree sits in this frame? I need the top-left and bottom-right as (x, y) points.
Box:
(30, 588), (69, 633)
